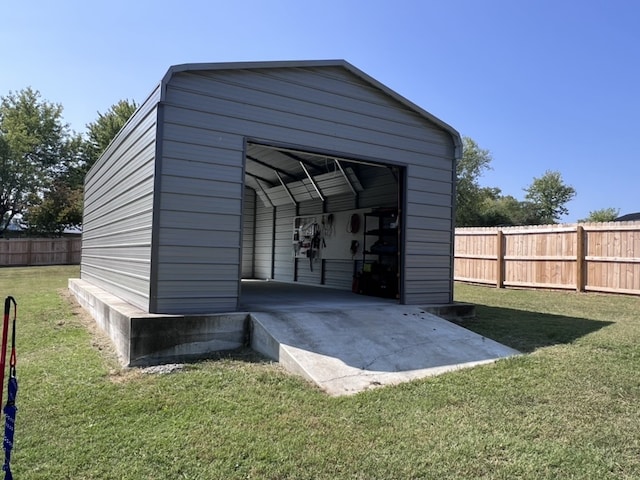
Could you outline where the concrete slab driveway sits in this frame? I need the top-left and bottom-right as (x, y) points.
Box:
(249, 304), (520, 396)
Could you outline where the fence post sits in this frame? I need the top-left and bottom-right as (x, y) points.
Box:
(26, 239), (32, 266)
(66, 238), (72, 264)
(496, 230), (505, 288)
(576, 225), (585, 292)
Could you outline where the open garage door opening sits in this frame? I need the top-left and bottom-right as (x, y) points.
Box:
(241, 142), (403, 302)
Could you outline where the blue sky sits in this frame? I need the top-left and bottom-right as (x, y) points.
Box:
(2, 0), (638, 222)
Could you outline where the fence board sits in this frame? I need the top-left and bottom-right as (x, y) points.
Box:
(455, 222), (640, 296)
(0, 238), (82, 267)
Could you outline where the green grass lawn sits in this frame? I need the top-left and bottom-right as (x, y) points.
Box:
(1, 266), (639, 479)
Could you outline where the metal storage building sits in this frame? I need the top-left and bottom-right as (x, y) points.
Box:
(79, 60), (461, 317)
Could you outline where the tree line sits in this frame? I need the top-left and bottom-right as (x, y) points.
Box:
(0, 88), (137, 236)
(456, 137), (618, 226)
(0, 88), (619, 236)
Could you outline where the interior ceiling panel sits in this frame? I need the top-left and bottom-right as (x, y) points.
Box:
(245, 143), (373, 207)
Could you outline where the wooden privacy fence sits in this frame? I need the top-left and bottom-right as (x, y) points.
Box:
(455, 222), (640, 295)
(0, 237), (82, 267)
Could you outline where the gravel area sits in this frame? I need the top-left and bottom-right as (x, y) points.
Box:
(140, 364), (185, 375)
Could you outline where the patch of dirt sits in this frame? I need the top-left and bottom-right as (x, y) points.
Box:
(57, 290), (279, 385)
(59, 289), (193, 384)
(58, 288), (124, 376)
(106, 368), (145, 384)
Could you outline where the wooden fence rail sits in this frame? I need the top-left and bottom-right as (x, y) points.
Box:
(0, 238), (82, 267)
(455, 222), (640, 296)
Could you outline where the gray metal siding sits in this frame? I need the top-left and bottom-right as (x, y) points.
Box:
(404, 162), (455, 304)
(153, 65), (455, 311)
(81, 85), (160, 310)
(165, 70), (453, 163)
(242, 187), (255, 278)
(153, 137), (244, 314)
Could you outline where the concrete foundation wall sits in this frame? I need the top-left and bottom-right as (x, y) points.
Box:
(69, 279), (249, 366)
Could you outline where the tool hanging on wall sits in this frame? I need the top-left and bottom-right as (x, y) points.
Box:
(294, 219), (324, 272)
(322, 214), (335, 238)
(350, 240), (360, 257)
(309, 224), (323, 272)
(1, 296), (17, 480)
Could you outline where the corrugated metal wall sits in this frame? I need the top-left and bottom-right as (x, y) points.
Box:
(404, 162), (455, 303)
(273, 204), (296, 282)
(81, 85), (161, 310)
(323, 260), (355, 290)
(152, 121), (244, 313)
(151, 65), (455, 313)
(253, 199), (274, 279)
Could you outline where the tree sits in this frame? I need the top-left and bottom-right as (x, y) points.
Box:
(0, 88), (70, 235)
(456, 136), (493, 226)
(84, 99), (138, 171)
(524, 170), (576, 224)
(22, 99), (138, 236)
(579, 207), (619, 223)
(22, 178), (83, 236)
(479, 194), (545, 226)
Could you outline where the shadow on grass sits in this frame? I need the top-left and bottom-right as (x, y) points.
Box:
(452, 305), (614, 353)
(198, 347), (274, 364)
(210, 347), (273, 363)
